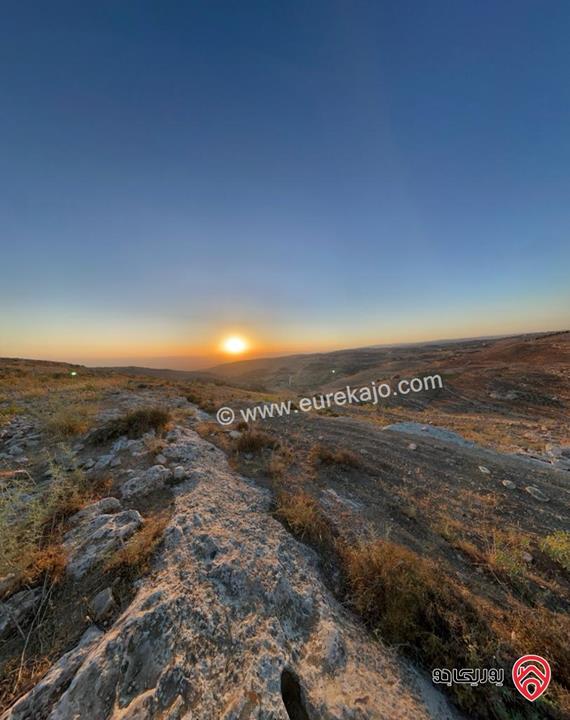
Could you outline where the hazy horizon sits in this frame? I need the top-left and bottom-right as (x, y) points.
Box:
(5, 326), (568, 372)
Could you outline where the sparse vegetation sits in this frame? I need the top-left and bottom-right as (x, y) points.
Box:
(275, 490), (333, 547)
(540, 531), (570, 572)
(0, 452), (90, 587)
(43, 402), (96, 439)
(309, 443), (360, 468)
(267, 445), (293, 478)
(90, 406), (171, 444)
(236, 429), (278, 453)
(104, 514), (168, 578)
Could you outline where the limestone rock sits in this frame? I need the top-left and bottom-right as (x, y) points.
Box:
(68, 497), (122, 527)
(525, 486), (549, 502)
(0, 588), (42, 640)
(121, 465), (173, 499)
(2, 626), (103, 720)
(88, 587), (116, 622)
(64, 510), (143, 578)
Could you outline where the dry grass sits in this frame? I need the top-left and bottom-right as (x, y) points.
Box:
(484, 530), (531, 578)
(90, 407), (171, 444)
(309, 443), (360, 468)
(275, 490), (334, 548)
(267, 446), (293, 478)
(0, 453), (90, 587)
(43, 402), (96, 440)
(104, 514), (169, 579)
(236, 429), (278, 454)
(539, 531), (570, 572)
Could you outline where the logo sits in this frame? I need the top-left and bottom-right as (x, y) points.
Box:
(512, 655), (551, 702)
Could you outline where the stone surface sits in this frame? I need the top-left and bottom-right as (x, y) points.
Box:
(0, 588), (42, 640)
(525, 485), (550, 502)
(88, 587), (116, 622)
(172, 465), (186, 482)
(64, 510), (143, 578)
(68, 498), (122, 527)
(2, 626), (103, 720)
(121, 465), (173, 499)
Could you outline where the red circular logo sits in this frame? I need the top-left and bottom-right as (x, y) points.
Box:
(512, 655), (551, 702)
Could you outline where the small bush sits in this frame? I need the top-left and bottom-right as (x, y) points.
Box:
(90, 407), (170, 444)
(105, 514), (168, 578)
(236, 429), (278, 454)
(44, 403), (95, 439)
(540, 530), (570, 572)
(275, 491), (333, 547)
(310, 444), (360, 468)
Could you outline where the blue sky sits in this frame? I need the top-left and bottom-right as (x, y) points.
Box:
(1, 1), (569, 367)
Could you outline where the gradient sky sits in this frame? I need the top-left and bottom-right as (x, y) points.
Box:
(1, 1), (569, 368)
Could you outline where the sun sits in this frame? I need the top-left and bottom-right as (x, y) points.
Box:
(221, 335), (248, 355)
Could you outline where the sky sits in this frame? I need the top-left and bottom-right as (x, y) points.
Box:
(1, 1), (569, 369)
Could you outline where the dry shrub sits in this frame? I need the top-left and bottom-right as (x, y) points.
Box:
(105, 514), (168, 578)
(267, 445), (293, 478)
(44, 403), (95, 439)
(484, 530), (531, 578)
(18, 544), (68, 586)
(310, 443), (360, 468)
(236, 429), (278, 454)
(510, 605), (570, 691)
(0, 655), (53, 713)
(275, 491), (333, 548)
(90, 407), (170, 444)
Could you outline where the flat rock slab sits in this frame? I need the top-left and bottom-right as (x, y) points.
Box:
(383, 422), (476, 448)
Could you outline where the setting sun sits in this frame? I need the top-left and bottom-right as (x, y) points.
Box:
(221, 335), (248, 355)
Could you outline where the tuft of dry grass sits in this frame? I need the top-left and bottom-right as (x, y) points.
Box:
(90, 407), (171, 444)
(484, 530), (531, 578)
(44, 403), (96, 440)
(236, 429), (278, 454)
(539, 531), (570, 572)
(104, 514), (168, 579)
(275, 490), (333, 548)
(267, 445), (294, 478)
(309, 443), (360, 468)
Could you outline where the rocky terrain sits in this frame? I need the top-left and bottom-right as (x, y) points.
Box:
(0, 332), (569, 719)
